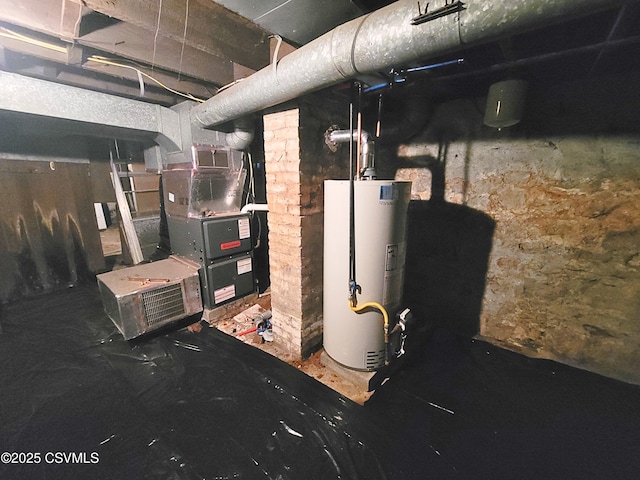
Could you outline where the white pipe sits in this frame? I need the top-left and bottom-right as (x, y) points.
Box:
(241, 203), (269, 213)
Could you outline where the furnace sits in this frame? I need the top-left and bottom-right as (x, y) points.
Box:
(163, 144), (256, 311)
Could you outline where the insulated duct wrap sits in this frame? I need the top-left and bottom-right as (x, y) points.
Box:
(191, 0), (620, 127)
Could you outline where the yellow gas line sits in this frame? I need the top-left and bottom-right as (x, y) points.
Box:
(349, 301), (390, 365)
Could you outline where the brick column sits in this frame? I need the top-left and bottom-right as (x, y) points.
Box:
(263, 108), (305, 356)
(263, 95), (348, 359)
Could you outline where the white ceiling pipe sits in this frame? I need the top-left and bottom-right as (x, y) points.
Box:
(241, 203), (269, 213)
(191, 0), (620, 128)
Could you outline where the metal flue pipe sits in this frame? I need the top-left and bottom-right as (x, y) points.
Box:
(327, 129), (376, 179)
(192, 0), (620, 128)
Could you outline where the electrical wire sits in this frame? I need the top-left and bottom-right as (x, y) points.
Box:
(152, 0), (164, 70)
(215, 77), (244, 94)
(0, 26), (67, 53)
(270, 34), (282, 75)
(244, 152), (262, 249)
(72, 3), (83, 40)
(0, 25), (205, 103)
(178, 0), (189, 80)
(86, 55), (206, 102)
(247, 153), (256, 202)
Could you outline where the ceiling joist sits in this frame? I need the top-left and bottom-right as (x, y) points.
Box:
(74, 0), (270, 72)
(0, 0), (84, 39)
(77, 20), (234, 86)
(0, 0), (271, 98)
(0, 20), (220, 104)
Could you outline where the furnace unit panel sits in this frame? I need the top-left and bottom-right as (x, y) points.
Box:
(167, 214), (255, 309)
(162, 145), (255, 312)
(206, 252), (255, 306)
(203, 216), (252, 259)
(167, 215), (252, 262)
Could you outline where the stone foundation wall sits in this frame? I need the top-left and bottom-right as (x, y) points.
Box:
(396, 75), (640, 384)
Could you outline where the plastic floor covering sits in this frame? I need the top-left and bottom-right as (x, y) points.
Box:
(1, 285), (639, 479)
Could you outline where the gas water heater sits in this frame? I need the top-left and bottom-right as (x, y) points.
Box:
(323, 179), (411, 370)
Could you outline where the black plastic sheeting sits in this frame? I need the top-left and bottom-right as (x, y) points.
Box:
(1, 285), (640, 479)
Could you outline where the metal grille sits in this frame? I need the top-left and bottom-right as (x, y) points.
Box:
(365, 349), (386, 370)
(141, 284), (186, 327)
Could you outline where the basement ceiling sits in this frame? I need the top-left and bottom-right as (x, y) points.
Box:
(0, 1), (639, 107)
(213, 0), (389, 46)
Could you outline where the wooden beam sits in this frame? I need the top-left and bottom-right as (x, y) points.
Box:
(75, 0), (270, 71)
(110, 160), (144, 264)
(0, 34), (215, 104)
(78, 21), (234, 86)
(233, 62), (255, 82)
(0, 21), (217, 100)
(55, 70), (177, 105)
(0, 21), (83, 66)
(60, 0), (85, 41)
(82, 61), (216, 101)
(66, 43), (83, 65)
(0, 33), (70, 65)
(0, 0), (83, 39)
(0, 0), (267, 86)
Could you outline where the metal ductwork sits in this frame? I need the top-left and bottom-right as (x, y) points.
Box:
(225, 116), (255, 151)
(191, 0), (619, 128)
(327, 129), (376, 179)
(0, 70), (182, 151)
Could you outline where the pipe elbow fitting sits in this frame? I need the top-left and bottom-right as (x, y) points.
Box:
(226, 117), (255, 151)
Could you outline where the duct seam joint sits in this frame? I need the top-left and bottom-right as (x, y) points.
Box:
(349, 15), (370, 76)
(330, 28), (351, 78)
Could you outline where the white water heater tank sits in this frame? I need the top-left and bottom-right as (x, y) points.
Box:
(323, 179), (411, 370)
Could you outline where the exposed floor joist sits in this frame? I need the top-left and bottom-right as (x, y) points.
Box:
(0, 0), (271, 103)
(0, 26), (219, 105)
(78, 0), (270, 72)
(78, 19), (234, 86)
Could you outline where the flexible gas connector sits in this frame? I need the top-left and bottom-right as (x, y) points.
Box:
(349, 300), (391, 366)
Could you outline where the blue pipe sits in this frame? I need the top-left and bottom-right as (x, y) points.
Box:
(362, 58), (464, 93)
(405, 58), (464, 73)
(363, 79), (404, 93)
